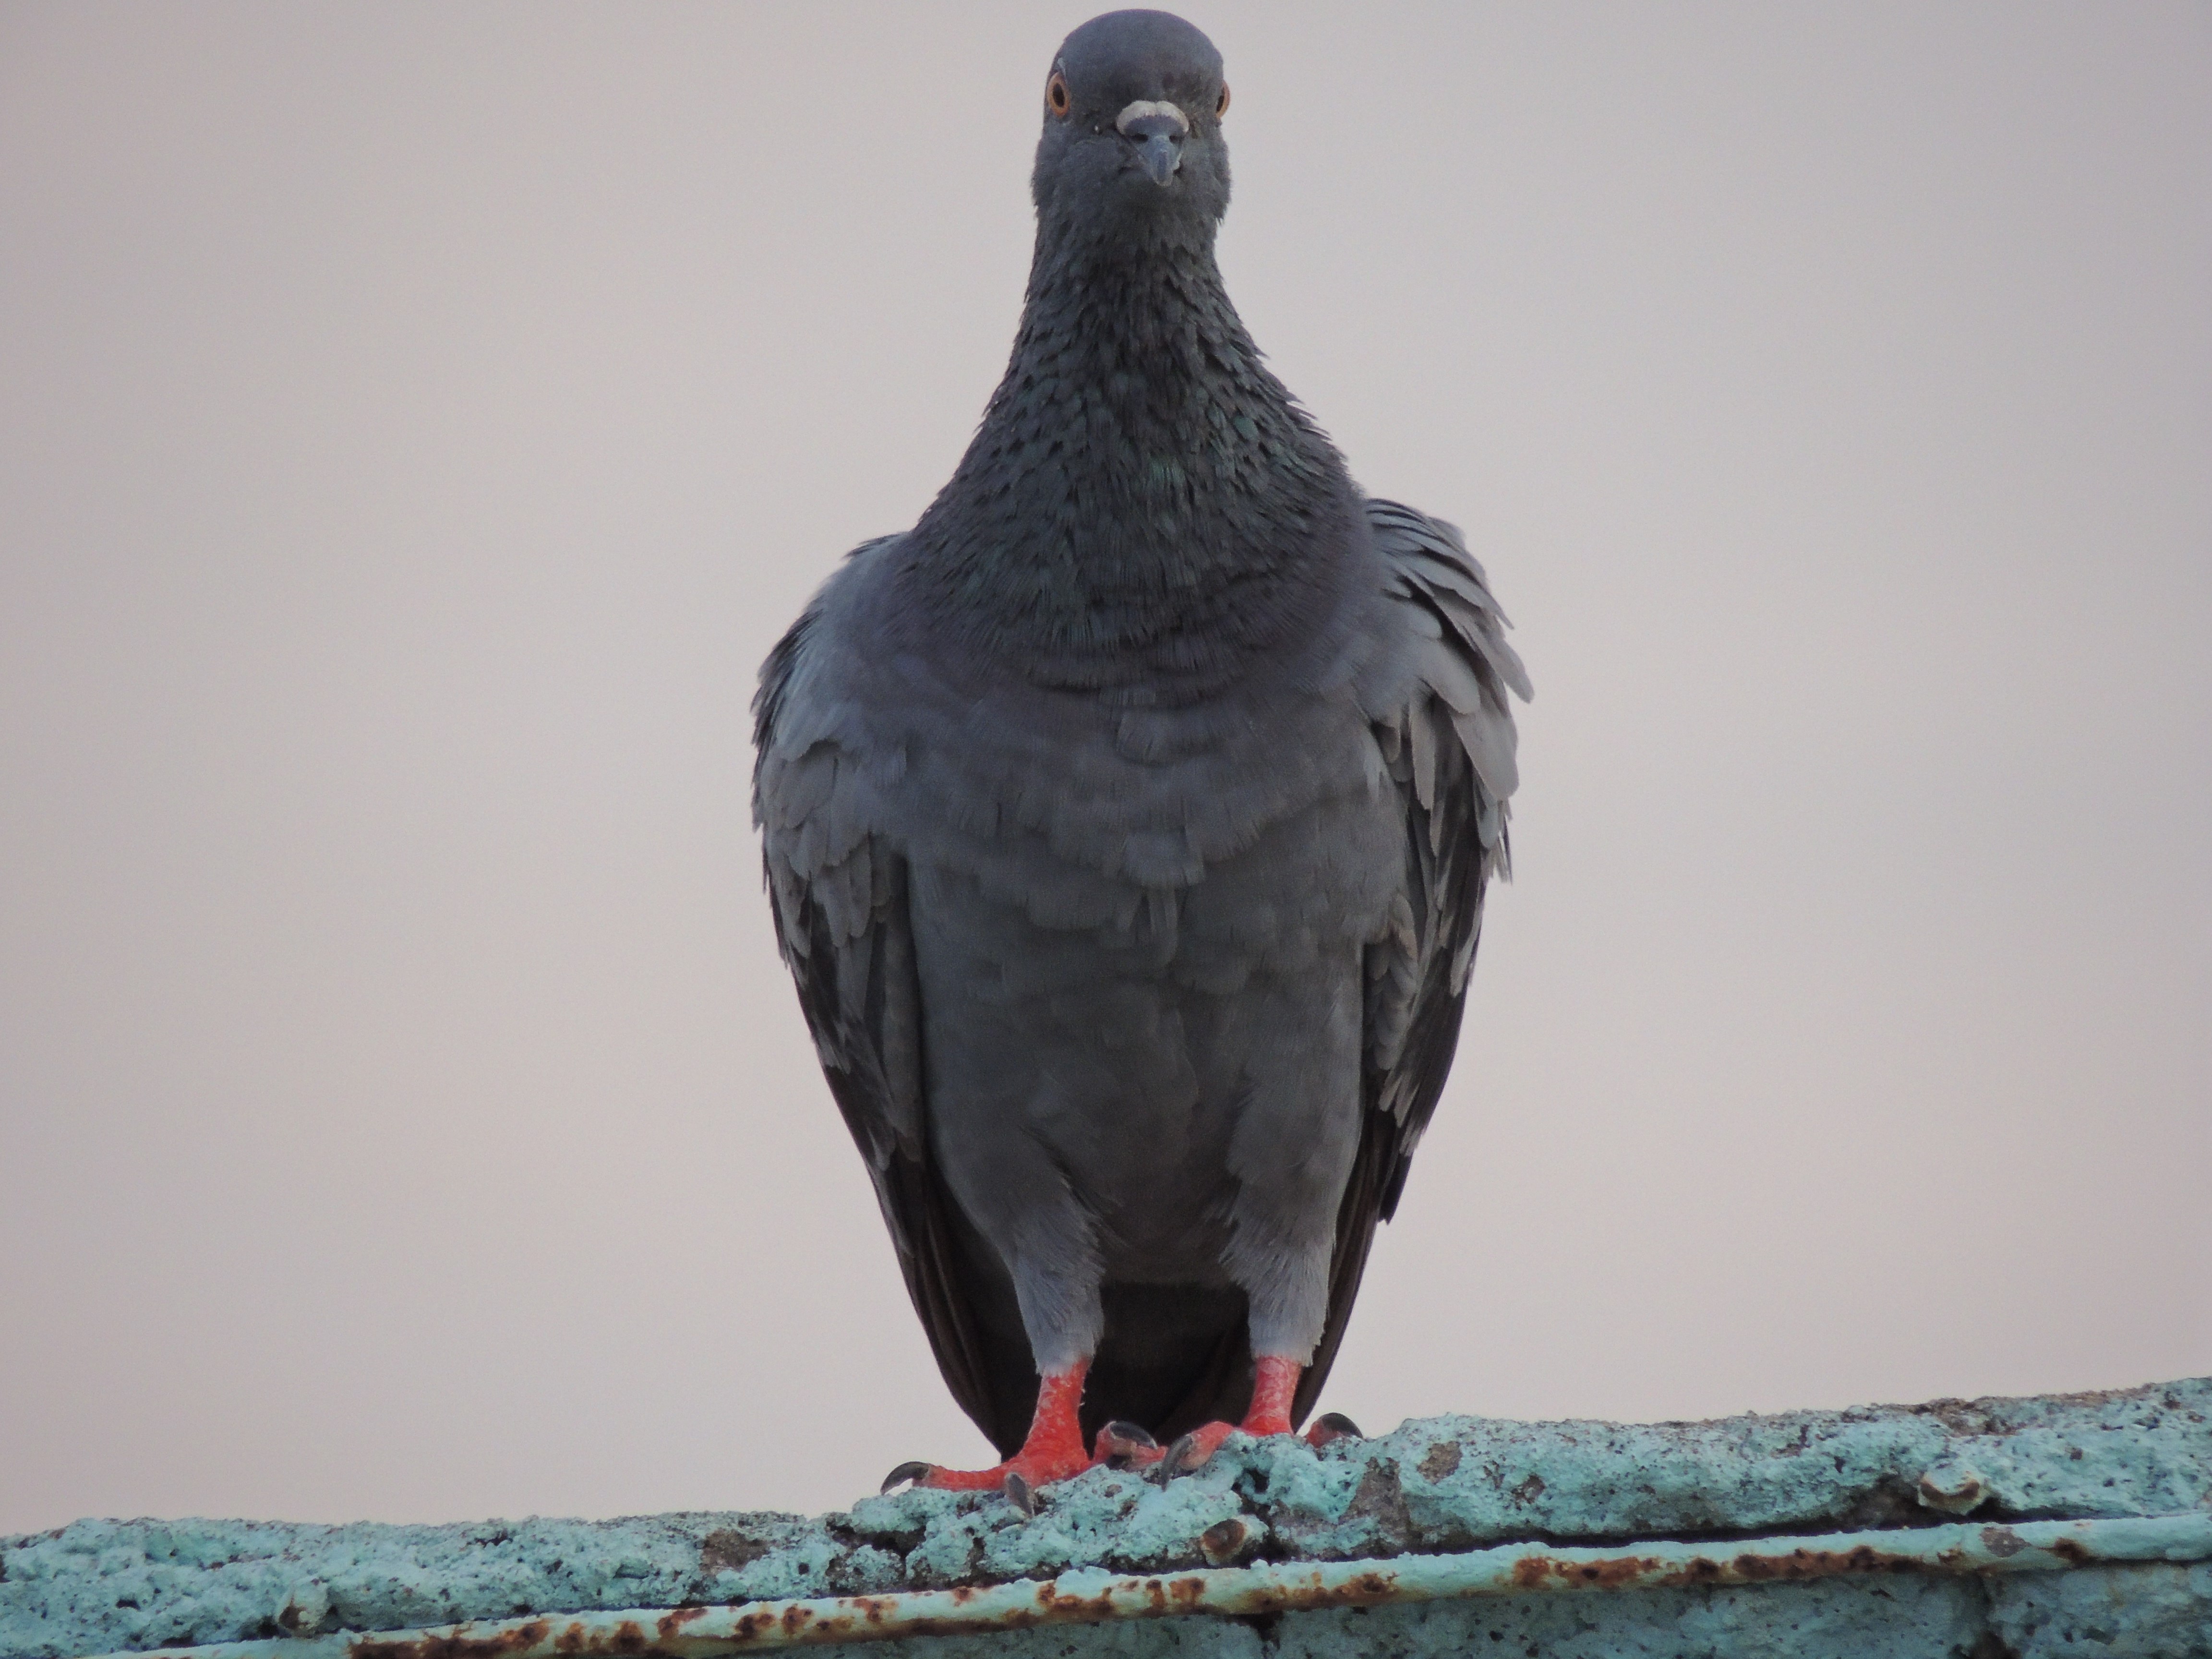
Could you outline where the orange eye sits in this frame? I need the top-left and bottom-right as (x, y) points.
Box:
(1046, 71), (1071, 117)
(1215, 82), (1230, 119)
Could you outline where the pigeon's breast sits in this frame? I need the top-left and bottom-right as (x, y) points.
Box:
(877, 618), (1398, 943)
(763, 532), (1415, 972)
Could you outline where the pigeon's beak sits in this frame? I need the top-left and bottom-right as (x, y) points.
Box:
(1115, 100), (1188, 187)
(1134, 132), (1179, 186)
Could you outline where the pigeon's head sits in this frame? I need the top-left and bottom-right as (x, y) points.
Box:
(1032, 10), (1231, 241)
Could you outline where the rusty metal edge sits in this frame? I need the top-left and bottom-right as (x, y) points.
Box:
(86, 1512), (2212, 1659)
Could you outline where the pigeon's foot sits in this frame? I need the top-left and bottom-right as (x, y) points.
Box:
(1155, 1355), (1353, 1478)
(881, 1363), (1095, 1498)
(884, 1444), (1093, 1494)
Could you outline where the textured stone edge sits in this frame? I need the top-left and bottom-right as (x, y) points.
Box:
(70, 1514), (2212, 1659)
(6, 1378), (2208, 1659)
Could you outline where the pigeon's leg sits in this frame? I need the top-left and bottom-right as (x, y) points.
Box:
(1155, 1355), (1293, 1472)
(1157, 1357), (1356, 1477)
(888, 1361), (1096, 1492)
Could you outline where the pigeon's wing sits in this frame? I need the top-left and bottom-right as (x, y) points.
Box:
(751, 544), (1028, 1455)
(1297, 499), (1531, 1424)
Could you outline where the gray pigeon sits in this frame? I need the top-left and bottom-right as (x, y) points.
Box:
(753, 9), (1527, 1495)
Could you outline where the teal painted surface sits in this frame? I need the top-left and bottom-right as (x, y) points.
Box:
(6, 1380), (2208, 1659)
(55, 1516), (2212, 1659)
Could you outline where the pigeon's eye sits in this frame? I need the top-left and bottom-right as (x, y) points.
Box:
(1046, 72), (1071, 118)
(1215, 83), (1230, 119)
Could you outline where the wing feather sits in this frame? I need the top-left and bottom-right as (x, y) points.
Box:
(753, 558), (1034, 1455)
(1294, 499), (1528, 1425)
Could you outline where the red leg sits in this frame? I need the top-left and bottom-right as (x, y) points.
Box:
(884, 1362), (1096, 1492)
(1243, 1353), (1299, 1436)
(1162, 1355), (1307, 1471)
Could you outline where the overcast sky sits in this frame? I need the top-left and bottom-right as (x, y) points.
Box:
(2, 2), (2208, 1535)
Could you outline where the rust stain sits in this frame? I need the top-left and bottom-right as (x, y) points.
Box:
(1494, 1541), (1950, 1597)
(2048, 1538), (2092, 1566)
(1204, 1566), (1399, 1619)
(1511, 1556), (1554, 1589)
(1506, 1555), (1655, 1591)
(1718, 1546), (1898, 1585)
(353, 1618), (553, 1659)
(654, 1609), (707, 1640)
(1573, 1557), (1660, 1590)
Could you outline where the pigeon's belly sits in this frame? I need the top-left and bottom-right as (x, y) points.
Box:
(902, 684), (1403, 1278)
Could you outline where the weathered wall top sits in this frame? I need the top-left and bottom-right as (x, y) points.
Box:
(7, 1379), (2209, 1659)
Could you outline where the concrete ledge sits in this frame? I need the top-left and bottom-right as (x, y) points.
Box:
(7, 1379), (2208, 1659)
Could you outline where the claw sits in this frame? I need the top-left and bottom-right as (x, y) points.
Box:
(1305, 1411), (1363, 1446)
(1154, 1430), (1204, 1483)
(1095, 1419), (1161, 1469)
(881, 1460), (933, 1494)
(1004, 1470), (1038, 1515)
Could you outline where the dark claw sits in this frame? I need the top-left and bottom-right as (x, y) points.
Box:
(1098, 1419), (1159, 1469)
(1154, 1431), (1203, 1484)
(881, 1460), (933, 1494)
(1003, 1471), (1037, 1516)
(1310, 1411), (1364, 1444)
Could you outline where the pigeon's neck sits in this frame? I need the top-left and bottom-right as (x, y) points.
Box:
(902, 223), (1357, 693)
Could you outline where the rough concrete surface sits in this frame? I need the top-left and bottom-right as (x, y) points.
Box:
(5, 1380), (2207, 1658)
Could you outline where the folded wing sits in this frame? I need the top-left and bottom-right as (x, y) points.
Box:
(753, 546), (1039, 1454)
(1296, 499), (1530, 1424)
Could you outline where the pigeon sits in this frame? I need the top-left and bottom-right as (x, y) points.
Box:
(753, 9), (1528, 1497)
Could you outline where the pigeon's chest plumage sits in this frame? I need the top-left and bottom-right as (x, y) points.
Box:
(897, 653), (1403, 973)
(840, 531), (1407, 968)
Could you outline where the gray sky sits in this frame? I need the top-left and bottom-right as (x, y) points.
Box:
(2, 2), (2207, 1535)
